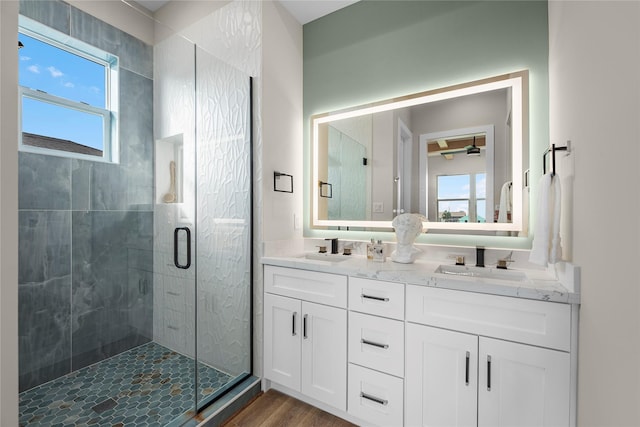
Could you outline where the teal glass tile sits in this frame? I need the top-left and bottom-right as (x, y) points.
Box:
(19, 342), (233, 426)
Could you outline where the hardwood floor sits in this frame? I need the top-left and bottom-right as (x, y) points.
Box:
(222, 389), (357, 427)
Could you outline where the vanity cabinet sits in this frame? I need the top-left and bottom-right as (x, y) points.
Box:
(264, 266), (347, 411)
(347, 277), (405, 426)
(406, 285), (572, 427)
(262, 262), (577, 427)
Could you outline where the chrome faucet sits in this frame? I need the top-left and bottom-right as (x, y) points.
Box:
(325, 238), (339, 254)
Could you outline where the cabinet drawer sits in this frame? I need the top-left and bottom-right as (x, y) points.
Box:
(264, 266), (347, 308)
(406, 286), (571, 351)
(348, 364), (403, 427)
(349, 312), (404, 377)
(348, 277), (404, 320)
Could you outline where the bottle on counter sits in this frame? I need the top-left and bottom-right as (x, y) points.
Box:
(366, 238), (375, 260)
(372, 240), (386, 263)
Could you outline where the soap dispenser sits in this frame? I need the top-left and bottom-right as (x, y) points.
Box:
(372, 240), (386, 263)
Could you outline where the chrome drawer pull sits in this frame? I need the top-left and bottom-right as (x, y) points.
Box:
(167, 291), (180, 296)
(360, 392), (388, 406)
(361, 338), (389, 349)
(361, 294), (389, 302)
(167, 325), (179, 331)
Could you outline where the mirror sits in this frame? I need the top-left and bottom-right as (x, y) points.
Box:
(311, 71), (528, 234)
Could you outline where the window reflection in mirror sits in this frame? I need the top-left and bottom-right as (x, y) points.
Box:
(436, 173), (486, 223)
(421, 126), (495, 224)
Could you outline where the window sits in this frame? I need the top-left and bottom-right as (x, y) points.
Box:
(437, 173), (486, 223)
(18, 16), (118, 162)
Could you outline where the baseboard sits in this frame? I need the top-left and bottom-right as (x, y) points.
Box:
(197, 376), (262, 427)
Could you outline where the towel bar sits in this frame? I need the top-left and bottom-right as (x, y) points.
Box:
(543, 142), (570, 176)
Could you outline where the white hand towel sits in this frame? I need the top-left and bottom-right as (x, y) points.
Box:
(549, 176), (562, 263)
(529, 174), (552, 266)
(497, 181), (512, 223)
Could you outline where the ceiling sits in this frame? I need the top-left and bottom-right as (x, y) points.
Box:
(278, 0), (359, 24)
(133, 0), (359, 25)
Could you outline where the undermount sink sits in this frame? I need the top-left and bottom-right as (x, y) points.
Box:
(435, 264), (527, 282)
(301, 252), (352, 262)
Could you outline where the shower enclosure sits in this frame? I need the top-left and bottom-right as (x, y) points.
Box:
(153, 32), (254, 420)
(17, 2), (254, 425)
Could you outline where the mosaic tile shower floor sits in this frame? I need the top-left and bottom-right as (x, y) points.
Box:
(19, 342), (233, 426)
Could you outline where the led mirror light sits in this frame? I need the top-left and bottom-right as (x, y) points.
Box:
(311, 71), (527, 232)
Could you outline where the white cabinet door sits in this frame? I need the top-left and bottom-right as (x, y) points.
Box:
(301, 301), (347, 411)
(406, 323), (478, 427)
(264, 293), (301, 391)
(478, 337), (570, 427)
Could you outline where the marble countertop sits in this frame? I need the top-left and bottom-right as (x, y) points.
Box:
(261, 254), (580, 304)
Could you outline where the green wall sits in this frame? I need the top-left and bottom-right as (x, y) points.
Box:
(303, 0), (549, 248)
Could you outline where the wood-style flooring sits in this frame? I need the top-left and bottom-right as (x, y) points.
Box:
(222, 389), (357, 427)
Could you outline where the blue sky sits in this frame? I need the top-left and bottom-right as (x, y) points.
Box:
(19, 33), (106, 150)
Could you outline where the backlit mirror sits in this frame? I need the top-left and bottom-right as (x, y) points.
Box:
(311, 71), (528, 234)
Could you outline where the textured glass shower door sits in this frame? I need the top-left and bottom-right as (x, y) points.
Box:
(194, 47), (253, 411)
(154, 34), (252, 424)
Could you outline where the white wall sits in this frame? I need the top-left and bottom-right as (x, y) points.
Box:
(0, 2), (19, 424)
(262, 0), (303, 244)
(549, 1), (640, 425)
(260, 1), (303, 375)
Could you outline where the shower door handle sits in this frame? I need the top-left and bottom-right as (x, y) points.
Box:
(174, 227), (191, 269)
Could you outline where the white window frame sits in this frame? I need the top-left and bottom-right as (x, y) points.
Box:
(18, 16), (119, 163)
